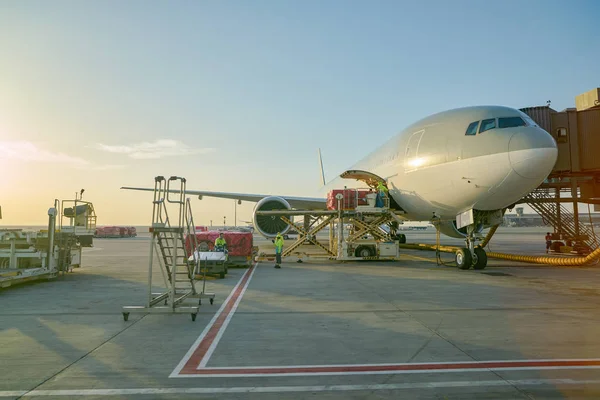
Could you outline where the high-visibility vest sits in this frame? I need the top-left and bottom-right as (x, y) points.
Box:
(377, 182), (388, 192)
(274, 237), (284, 252)
(215, 237), (226, 247)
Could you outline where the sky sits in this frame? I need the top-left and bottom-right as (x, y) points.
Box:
(0, 0), (598, 226)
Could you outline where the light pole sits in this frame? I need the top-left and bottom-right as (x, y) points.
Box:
(234, 199), (241, 227)
(223, 216), (226, 229)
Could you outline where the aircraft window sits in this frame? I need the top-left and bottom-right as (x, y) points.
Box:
(498, 117), (526, 128)
(465, 121), (479, 136)
(479, 118), (496, 133)
(556, 127), (568, 143)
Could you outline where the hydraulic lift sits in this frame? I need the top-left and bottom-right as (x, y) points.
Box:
(256, 200), (406, 262)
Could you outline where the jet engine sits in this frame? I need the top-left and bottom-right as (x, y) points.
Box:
(436, 220), (484, 238)
(252, 196), (292, 238)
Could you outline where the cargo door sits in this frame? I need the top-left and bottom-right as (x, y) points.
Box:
(404, 130), (425, 173)
(339, 170), (387, 188)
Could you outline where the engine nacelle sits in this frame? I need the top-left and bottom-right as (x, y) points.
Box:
(437, 220), (484, 238)
(252, 196), (292, 238)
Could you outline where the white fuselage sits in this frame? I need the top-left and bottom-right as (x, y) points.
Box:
(318, 106), (557, 223)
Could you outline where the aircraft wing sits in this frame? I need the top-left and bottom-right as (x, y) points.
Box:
(120, 186), (327, 209)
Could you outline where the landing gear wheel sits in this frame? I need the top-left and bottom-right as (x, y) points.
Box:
(455, 248), (472, 270)
(473, 247), (488, 270)
(398, 234), (406, 244)
(191, 313), (197, 321)
(210, 298), (214, 305)
(122, 312), (129, 322)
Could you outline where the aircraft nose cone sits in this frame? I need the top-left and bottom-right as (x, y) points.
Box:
(508, 128), (557, 179)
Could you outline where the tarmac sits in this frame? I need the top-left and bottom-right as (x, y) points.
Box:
(1, 228), (600, 399)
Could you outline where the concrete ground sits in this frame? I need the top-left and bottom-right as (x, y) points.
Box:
(1, 229), (600, 399)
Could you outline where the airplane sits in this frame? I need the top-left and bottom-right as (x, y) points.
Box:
(122, 105), (557, 270)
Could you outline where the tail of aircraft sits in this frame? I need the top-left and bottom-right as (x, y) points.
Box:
(318, 148), (326, 187)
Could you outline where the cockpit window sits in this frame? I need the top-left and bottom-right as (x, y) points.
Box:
(479, 118), (496, 133)
(465, 121), (479, 136)
(498, 117), (526, 128)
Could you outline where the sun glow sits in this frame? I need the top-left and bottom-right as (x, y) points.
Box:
(407, 157), (426, 168)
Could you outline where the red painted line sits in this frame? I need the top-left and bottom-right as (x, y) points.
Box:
(180, 265), (255, 375)
(182, 359), (600, 376)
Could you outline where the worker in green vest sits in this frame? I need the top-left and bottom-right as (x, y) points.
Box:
(376, 181), (388, 207)
(214, 233), (227, 252)
(273, 233), (284, 269)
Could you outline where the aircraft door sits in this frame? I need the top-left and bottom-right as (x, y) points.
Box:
(404, 130), (424, 173)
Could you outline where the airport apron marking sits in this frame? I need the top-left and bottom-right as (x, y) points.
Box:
(171, 263), (600, 377)
(5, 379), (600, 397)
(170, 263), (257, 377)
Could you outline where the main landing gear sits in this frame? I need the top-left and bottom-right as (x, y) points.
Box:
(455, 226), (488, 270)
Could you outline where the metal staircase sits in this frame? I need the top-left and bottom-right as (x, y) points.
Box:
(123, 176), (210, 321)
(524, 187), (599, 251)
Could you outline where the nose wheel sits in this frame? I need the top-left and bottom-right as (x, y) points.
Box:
(455, 248), (472, 269)
(455, 231), (488, 270)
(472, 247), (488, 270)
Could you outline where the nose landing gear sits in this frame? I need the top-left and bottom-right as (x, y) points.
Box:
(455, 225), (488, 270)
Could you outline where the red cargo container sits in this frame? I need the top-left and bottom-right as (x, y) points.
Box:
(195, 226), (208, 232)
(96, 226), (119, 237)
(185, 231), (253, 259)
(95, 226), (136, 238)
(326, 189), (371, 210)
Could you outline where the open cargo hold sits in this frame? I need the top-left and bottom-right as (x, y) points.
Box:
(326, 189), (372, 210)
(185, 231), (253, 266)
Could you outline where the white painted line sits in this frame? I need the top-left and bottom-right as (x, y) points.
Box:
(195, 358), (600, 369)
(4, 379), (600, 397)
(198, 264), (258, 368)
(185, 365), (600, 378)
(169, 265), (256, 378)
(0, 392), (26, 398)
